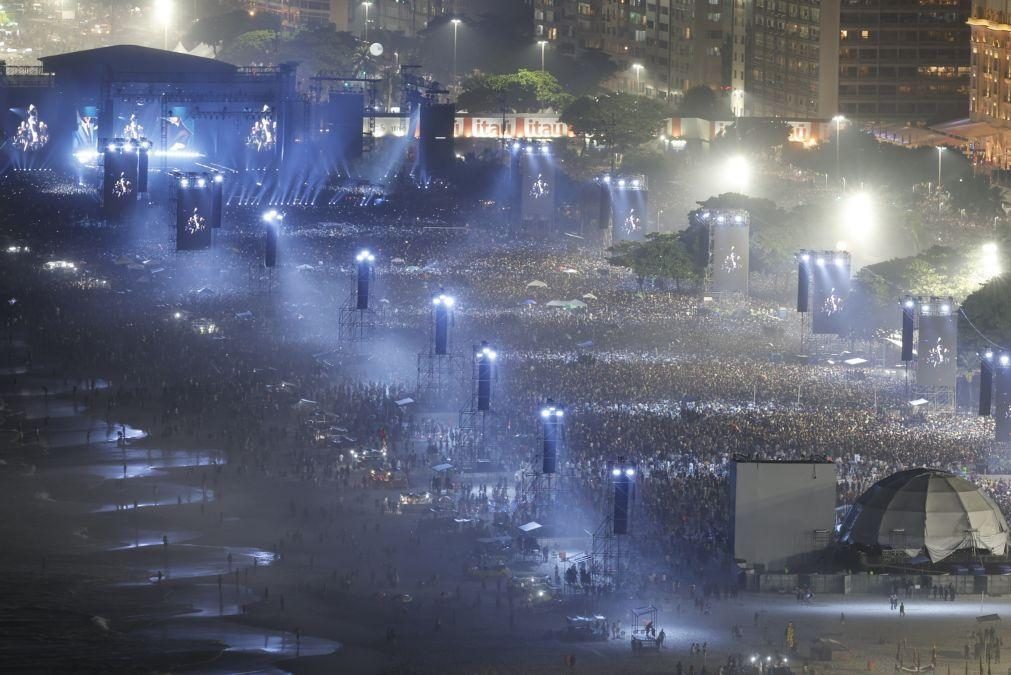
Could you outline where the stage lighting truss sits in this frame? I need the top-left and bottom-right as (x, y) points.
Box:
(171, 170), (224, 190)
(596, 173), (647, 190)
(701, 208), (749, 226)
(509, 139), (552, 155)
(540, 404), (564, 419)
(609, 461), (636, 480)
(797, 249), (851, 266)
(432, 293), (455, 308)
(262, 209), (284, 223)
(100, 137), (151, 154)
(900, 295), (958, 317)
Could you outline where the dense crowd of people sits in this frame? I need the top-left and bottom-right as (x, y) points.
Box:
(0, 169), (1003, 605)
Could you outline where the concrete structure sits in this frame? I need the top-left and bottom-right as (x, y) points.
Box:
(532, 0), (731, 98)
(746, 0), (841, 118)
(252, 0), (450, 35)
(729, 459), (837, 573)
(252, 0), (353, 29)
(838, 0), (969, 120)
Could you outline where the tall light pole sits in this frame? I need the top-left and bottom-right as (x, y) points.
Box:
(538, 40), (548, 72)
(362, 1), (372, 42)
(832, 114), (845, 189)
(936, 146), (945, 192)
(154, 0), (173, 51)
(451, 19), (462, 81)
(632, 63), (643, 94)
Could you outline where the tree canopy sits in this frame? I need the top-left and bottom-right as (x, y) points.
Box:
(457, 70), (571, 113)
(961, 274), (1011, 355)
(561, 93), (668, 153)
(677, 85), (718, 118)
(607, 233), (701, 290)
(220, 25), (363, 78)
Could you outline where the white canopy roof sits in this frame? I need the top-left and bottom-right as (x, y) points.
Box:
(839, 468), (1008, 562)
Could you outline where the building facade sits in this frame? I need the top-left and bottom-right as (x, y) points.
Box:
(531, 0), (731, 98)
(743, 0), (968, 121)
(252, 0), (352, 29)
(967, 0), (1011, 167)
(746, 0), (840, 118)
(252, 0), (449, 35)
(838, 0), (969, 120)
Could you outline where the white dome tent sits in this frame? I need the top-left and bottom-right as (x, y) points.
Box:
(839, 468), (1009, 563)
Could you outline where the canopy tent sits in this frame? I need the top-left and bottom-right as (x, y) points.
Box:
(526, 280), (548, 288)
(839, 468), (1009, 562)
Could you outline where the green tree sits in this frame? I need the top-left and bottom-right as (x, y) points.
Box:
(219, 30), (279, 66)
(607, 233), (701, 291)
(961, 275), (1011, 355)
(561, 93), (668, 155)
(677, 85), (717, 118)
(183, 9), (279, 55)
(279, 25), (362, 77)
(457, 70), (571, 113)
(715, 119), (792, 154)
(550, 49), (618, 96)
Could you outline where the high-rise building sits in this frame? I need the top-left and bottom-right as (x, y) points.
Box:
(838, 0), (969, 120)
(252, 0), (449, 35)
(252, 0), (352, 29)
(532, 0), (730, 98)
(741, 0), (969, 121)
(746, 0), (840, 118)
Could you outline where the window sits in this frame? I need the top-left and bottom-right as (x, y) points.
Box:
(861, 30), (870, 39)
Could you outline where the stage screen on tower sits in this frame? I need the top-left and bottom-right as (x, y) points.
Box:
(811, 257), (851, 335)
(996, 364), (1011, 442)
(916, 312), (957, 388)
(176, 186), (213, 251)
(610, 183), (647, 242)
(102, 148), (139, 218)
(711, 216), (749, 294)
(520, 151), (555, 221)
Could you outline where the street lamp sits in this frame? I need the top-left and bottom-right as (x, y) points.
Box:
(361, 1), (372, 42)
(538, 40), (548, 72)
(451, 18), (462, 80)
(154, 0), (173, 51)
(832, 114), (845, 189)
(632, 63), (644, 94)
(936, 146), (946, 193)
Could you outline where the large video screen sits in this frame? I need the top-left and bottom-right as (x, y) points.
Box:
(916, 313), (957, 388)
(520, 151), (555, 221)
(611, 186), (648, 242)
(246, 105), (276, 153)
(176, 185), (213, 251)
(811, 257), (851, 335)
(711, 219), (749, 294)
(102, 149), (139, 218)
(7, 103), (50, 153)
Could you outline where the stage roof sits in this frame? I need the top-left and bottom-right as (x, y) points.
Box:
(40, 45), (237, 78)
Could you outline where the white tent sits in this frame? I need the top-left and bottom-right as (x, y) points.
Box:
(839, 468), (1009, 562)
(526, 280), (548, 288)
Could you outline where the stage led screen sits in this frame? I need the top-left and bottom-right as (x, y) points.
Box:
(520, 152), (555, 221)
(711, 219), (749, 294)
(246, 105), (277, 153)
(102, 149), (139, 218)
(75, 106), (99, 151)
(6, 103), (50, 153)
(176, 186), (213, 251)
(996, 365), (1011, 442)
(916, 313), (957, 388)
(611, 188), (647, 242)
(811, 258), (851, 335)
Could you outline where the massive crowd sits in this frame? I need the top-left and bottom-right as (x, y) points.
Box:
(0, 169), (1002, 603)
